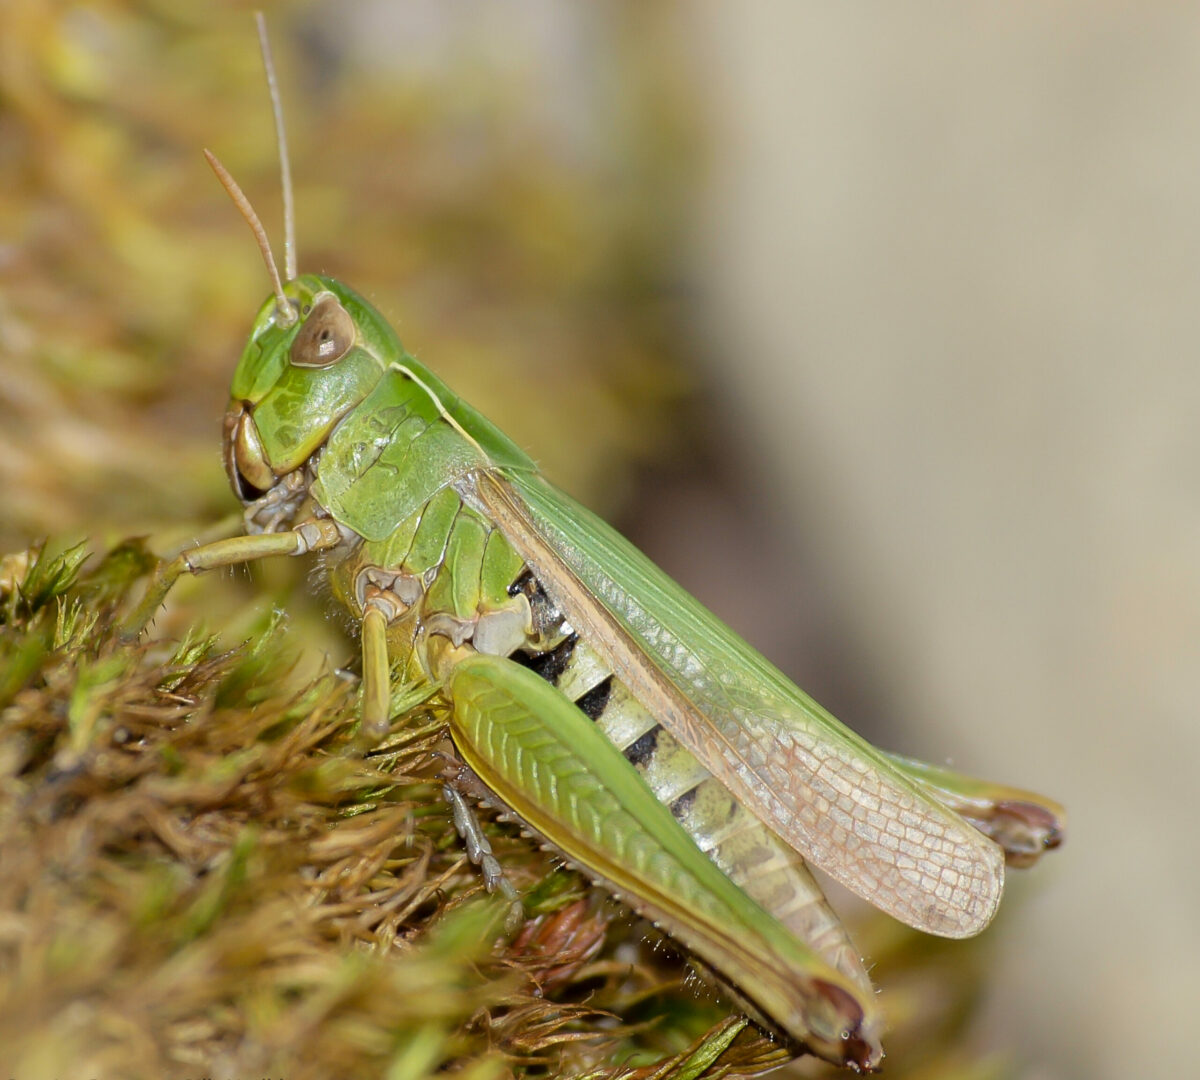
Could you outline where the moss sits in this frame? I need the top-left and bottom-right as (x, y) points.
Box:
(0, 541), (803, 1078)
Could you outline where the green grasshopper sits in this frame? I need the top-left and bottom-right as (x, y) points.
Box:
(124, 21), (1063, 1072)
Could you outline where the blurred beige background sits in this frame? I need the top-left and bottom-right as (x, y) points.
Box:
(4, 3), (1196, 1078)
(684, 6), (1199, 1079)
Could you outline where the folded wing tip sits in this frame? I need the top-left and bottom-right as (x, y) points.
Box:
(911, 840), (1006, 939)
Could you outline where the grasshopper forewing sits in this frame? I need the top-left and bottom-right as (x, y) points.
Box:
(475, 471), (1012, 938)
(124, 18), (1064, 1072)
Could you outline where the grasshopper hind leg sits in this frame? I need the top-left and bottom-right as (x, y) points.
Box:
(443, 652), (883, 1069)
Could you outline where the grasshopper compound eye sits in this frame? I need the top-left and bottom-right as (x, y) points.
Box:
(289, 295), (356, 367)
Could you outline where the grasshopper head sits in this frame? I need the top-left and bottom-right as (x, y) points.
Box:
(223, 274), (401, 504)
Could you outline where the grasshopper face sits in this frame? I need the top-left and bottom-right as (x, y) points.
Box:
(223, 275), (399, 504)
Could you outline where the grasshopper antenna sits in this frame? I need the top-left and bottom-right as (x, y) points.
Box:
(204, 148), (296, 327)
(256, 11), (297, 283)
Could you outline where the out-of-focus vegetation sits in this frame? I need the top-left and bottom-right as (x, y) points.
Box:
(0, 3), (1019, 1077)
(0, 0), (692, 552)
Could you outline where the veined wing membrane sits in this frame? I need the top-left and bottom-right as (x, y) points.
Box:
(469, 470), (1005, 938)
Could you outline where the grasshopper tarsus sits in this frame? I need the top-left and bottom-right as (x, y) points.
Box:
(442, 780), (526, 933)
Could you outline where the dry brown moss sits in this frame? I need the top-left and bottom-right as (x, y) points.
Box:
(0, 542), (806, 1078)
